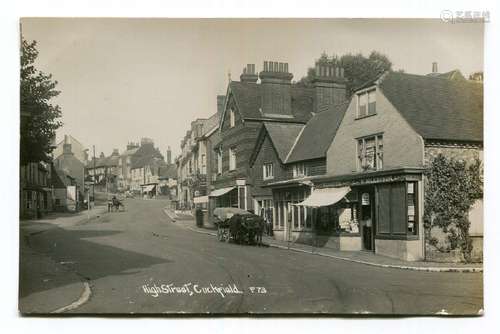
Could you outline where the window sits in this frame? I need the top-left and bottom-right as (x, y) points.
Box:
(229, 147), (236, 171)
(263, 163), (274, 180)
(229, 108), (235, 127)
(407, 182), (418, 235)
(377, 182), (418, 237)
(201, 154), (206, 174)
(217, 149), (222, 174)
(292, 163), (308, 178)
(357, 134), (383, 171)
(357, 89), (376, 118)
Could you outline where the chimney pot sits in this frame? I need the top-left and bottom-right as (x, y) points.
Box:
(284, 63), (288, 73)
(274, 61), (279, 72)
(263, 61), (268, 71)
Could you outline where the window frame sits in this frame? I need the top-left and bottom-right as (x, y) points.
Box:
(357, 133), (384, 172)
(216, 148), (222, 175)
(229, 108), (235, 128)
(262, 162), (274, 180)
(356, 87), (377, 119)
(292, 163), (308, 178)
(229, 147), (236, 171)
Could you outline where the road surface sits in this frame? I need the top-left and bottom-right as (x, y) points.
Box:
(20, 198), (483, 315)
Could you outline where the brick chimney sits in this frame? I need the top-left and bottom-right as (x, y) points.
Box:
(312, 61), (347, 113)
(111, 148), (119, 156)
(259, 61), (294, 116)
(432, 62), (438, 73)
(240, 64), (258, 83)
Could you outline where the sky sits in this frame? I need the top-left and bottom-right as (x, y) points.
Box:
(20, 18), (484, 159)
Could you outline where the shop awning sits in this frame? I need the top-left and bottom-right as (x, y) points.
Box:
(295, 186), (351, 207)
(142, 184), (156, 192)
(209, 186), (235, 197)
(194, 195), (209, 204)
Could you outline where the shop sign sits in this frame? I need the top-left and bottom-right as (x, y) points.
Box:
(361, 193), (370, 205)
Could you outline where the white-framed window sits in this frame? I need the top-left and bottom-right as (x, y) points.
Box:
(201, 154), (206, 174)
(357, 134), (383, 171)
(217, 149), (222, 174)
(292, 163), (308, 178)
(229, 147), (236, 171)
(229, 108), (235, 127)
(263, 163), (274, 180)
(357, 88), (376, 118)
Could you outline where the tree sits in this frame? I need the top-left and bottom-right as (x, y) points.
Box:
(296, 51), (393, 95)
(423, 154), (483, 262)
(20, 36), (62, 165)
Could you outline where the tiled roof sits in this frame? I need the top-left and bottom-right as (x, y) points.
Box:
(263, 122), (305, 163)
(201, 112), (220, 137)
(286, 102), (349, 163)
(228, 81), (314, 123)
(427, 70), (466, 81)
(380, 72), (483, 142)
(131, 155), (165, 169)
(50, 164), (67, 188)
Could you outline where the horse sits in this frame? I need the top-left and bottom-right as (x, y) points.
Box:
(111, 198), (125, 212)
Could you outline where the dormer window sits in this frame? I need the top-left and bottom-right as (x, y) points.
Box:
(357, 88), (377, 118)
(229, 108), (235, 127)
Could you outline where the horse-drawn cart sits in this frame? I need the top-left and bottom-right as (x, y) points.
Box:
(213, 207), (264, 246)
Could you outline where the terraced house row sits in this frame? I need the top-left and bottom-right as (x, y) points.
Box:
(176, 60), (483, 262)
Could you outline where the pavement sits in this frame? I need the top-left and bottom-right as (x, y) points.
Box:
(163, 208), (483, 273)
(19, 199), (483, 315)
(19, 206), (108, 314)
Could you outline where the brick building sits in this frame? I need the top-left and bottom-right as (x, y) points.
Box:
(209, 61), (347, 213)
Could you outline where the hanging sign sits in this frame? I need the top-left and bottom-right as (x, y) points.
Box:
(361, 193), (370, 205)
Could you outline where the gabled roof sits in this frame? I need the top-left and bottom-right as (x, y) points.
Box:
(286, 102), (349, 163)
(50, 164), (67, 188)
(263, 122), (305, 163)
(225, 81), (314, 124)
(379, 71), (483, 142)
(201, 112), (220, 138)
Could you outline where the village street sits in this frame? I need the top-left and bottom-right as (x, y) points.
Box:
(19, 198), (483, 315)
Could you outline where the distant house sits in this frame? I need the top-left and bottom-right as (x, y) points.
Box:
(53, 135), (86, 193)
(86, 149), (120, 193)
(129, 139), (166, 197)
(19, 161), (52, 219)
(158, 164), (177, 199)
(117, 142), (140, 191)
(51, 164), (79, 212)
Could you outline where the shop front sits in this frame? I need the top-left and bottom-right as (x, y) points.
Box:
(311, 168), (425, 261)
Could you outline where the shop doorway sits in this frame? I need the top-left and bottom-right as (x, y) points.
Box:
(360, 188), (375, 251)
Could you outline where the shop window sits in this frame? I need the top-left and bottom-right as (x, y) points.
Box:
(357, 134), (383, 171)
(407, 182), (418, 235)
(376, 182), (417, 237)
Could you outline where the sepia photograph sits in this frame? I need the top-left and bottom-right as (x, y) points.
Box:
(18, 17), (484, 316)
